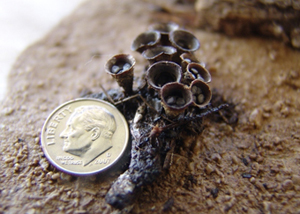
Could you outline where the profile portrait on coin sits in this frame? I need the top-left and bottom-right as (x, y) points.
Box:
(60, 105), (117, 166)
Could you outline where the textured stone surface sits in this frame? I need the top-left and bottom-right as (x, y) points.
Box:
(1, 0), (300, 213)
(195, 0), (300, 48)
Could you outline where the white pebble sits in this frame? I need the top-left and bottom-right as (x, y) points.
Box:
(111, 65), (121, 73)
(166, 96), (176, 105)
(123, 63), (131, 70)
(176, 97), (185, 106)
(197, 94), (205, 103)
(191, 85), (198, 94)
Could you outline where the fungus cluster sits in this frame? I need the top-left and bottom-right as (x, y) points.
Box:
(105, 22), (212, 118)
(101, 23), (223, 209)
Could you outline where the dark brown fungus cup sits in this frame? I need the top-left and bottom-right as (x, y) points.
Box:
(146, 61), (182, 91)
(131, 31), (161, 53)
(190, 79), (212, 108)
(148, 22), (179, 45)
(186, 62), (211, 83)
(180, 52), (199, 71)
(169, 29), (200, 54)
(161, 82), (193, 117)
(105, 54), (135, 95)
(142, 46), (177, 64)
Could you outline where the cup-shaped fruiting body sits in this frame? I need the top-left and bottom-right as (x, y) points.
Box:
(131, 31), (161, 53)
(161, 82), (193, 117)
(169, 29), (200, 54)
(190, 79), (212, 108)
(180, 52), (199, 72)
(105, 54), (135, 94)
(186, 62), (211, 83)
(148, 22), (179, 45)
(142, 46), (177, 64)
(146, 61), (182, 91)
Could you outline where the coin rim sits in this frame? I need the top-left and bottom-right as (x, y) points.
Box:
(40, 98), (129, 176)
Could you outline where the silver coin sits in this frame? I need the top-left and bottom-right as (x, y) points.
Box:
(41, 98), (129, 176)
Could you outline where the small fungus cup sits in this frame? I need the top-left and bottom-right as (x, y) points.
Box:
(146, 61), (182, 91)
(190, 79), (212, 108)
(142, 46), (177, 64)
(169, 29), (200, 54)
(161, 82), (193, 118)
(131, 31), (161, 53)
(180, 52), (199, 71)
(186, 62), (211, 83)
(105, 54), (136, 95)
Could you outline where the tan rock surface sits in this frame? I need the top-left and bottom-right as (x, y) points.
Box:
(1, 0), (300, 213)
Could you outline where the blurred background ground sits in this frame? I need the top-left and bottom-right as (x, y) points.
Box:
(0, 0), (86, 100)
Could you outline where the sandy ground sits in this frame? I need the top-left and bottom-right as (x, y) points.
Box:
(1, 0), (300, 213)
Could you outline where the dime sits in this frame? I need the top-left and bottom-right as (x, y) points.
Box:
(41, 98), (129, 176)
